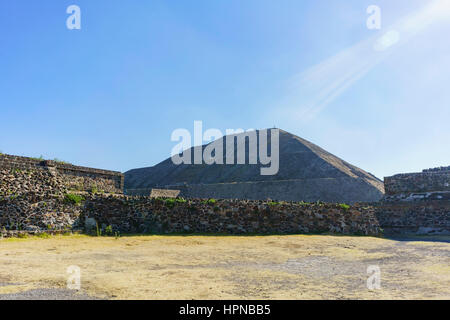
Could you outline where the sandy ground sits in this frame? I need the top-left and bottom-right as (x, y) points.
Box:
(0, 234), (449, 300)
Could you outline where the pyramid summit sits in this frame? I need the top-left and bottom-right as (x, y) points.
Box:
(125, 129), (384, 203)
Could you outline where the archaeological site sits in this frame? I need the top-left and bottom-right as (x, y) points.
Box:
(1, 130), (448, 238)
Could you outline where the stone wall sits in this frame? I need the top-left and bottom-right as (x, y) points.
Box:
(82, 197), (380, 235)
(0, 168), (84, 234)
(378, 166), (450, 235)
(384, 168), (450, 195)
(149, 189), (180, 198)
(2, 162), (449, 238)
(374, 201), (450, 235)
(0, 167), (381, 237)
(0, 154), (124, 194)
(423, 166), (450, 173)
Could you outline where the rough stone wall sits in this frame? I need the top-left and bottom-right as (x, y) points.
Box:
(3, 164), (449, 238)
(0, 167), (381, 237)
(423, 166), (450, 173)
(374, 201), (450, 235)
(384, 168), (450, 195)
(0, 154), (124, 194)
(378, 166), (450, 235)
(0, 168), (84, 235)
(149, 189), (180, 198)
(82, 197), (381, 235)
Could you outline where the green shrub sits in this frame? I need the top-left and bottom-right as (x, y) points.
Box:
(268, 201), (280, 206)
(207, 198), (217, 205)
(64, 193), (85, 205)
(105, 225), (113, 236)
(165, 198), (176, 208)
(90, 186), (99, 194)
(339, 203), (351, 211)
(36, 232), (51, 239)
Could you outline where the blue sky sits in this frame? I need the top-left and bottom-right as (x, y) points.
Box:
(1, 0), (449, 179)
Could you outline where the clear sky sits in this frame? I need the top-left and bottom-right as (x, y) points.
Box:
(1, 0), (449, 179)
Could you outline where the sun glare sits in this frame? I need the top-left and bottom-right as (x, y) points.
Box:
(427, 0), (450, 19)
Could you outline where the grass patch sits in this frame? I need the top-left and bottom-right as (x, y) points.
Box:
(64, 193), (85, 205)
(165, 198), (176, 208)
(90, 186), (99, 194)
(201, 198), (217, 205)
(35, 232), (51, 239)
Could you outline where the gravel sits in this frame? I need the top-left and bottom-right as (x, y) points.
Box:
(0, 288), (100, 300)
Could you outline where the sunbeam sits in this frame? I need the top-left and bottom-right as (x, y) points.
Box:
(285, 0), (450, 121)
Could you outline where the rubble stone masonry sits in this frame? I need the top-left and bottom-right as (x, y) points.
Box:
(0, 167), (381, 237)
(1, 158), (449, 237)
(0, 154), (124, 194)
(384, 167), (450, 195)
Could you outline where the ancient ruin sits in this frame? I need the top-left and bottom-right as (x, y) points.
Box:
(384, 166), (450, 201)
(0, 152), (449, 238)
(125, 130), (384, 203)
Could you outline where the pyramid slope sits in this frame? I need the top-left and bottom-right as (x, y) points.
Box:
(125, 129), (384, 202)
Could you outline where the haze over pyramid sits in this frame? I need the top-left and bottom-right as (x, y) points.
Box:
(125, 129), (384, 203)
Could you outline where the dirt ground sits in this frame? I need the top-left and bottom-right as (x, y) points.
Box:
(0, 234), (449, 300)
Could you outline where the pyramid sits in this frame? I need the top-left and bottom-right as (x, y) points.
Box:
(125, 129), (384, 203)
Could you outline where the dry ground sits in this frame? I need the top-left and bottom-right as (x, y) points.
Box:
(0, 234), (449, 299)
